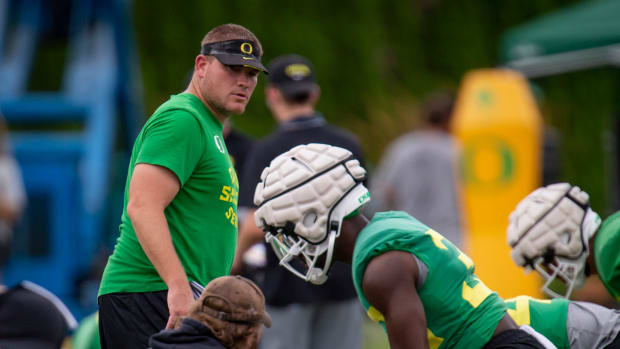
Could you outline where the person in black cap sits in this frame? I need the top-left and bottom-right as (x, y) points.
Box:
(98, 23), (267, 349)
(232, 54), (364, 349)
(0, 280), (77, 349)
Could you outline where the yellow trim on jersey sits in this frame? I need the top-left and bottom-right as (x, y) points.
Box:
(367, 306), (385, 323)
(462, 277), (493, 308)
(505, 295), (532, 326)
(427, 328), (444, 349)
(458, 253), (474, 270)
(425, 229), (448, 250)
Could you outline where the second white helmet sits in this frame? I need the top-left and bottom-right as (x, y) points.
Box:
(507, 183), (601, 298)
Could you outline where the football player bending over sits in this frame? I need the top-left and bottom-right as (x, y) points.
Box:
(252, 143), (554, 349)
(507, 183), (620, 301)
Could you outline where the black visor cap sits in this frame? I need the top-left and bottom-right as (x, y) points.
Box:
(201, 39), (268, 74)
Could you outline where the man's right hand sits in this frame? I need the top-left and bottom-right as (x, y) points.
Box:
(165, 284), (194, 329)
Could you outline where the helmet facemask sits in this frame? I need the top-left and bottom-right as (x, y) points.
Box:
(507, 183), (601, 298)
(265, 220), (336, 285)
(532, 207), (600, 298)
(531, 252), (585, 299)
(254, 144), (370, 285)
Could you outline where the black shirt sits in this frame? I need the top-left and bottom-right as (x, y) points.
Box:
(239, 113), (366, 306)
(149, 318), (227, 349)
(224, 128), (254, 184)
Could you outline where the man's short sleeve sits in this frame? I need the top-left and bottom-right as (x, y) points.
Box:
(136, 110), (204, 185)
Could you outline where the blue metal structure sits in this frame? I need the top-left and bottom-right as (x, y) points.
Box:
(0, 0), (142, 319)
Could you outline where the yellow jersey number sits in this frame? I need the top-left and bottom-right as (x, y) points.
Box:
(424, 229), (492, 307)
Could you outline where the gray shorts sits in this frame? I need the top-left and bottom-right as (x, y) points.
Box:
(567, 301), (620, 349)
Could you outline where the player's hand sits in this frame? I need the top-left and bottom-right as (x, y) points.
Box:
(165, 284), (194, 329)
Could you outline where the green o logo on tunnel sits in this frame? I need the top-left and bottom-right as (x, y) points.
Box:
(462, 138), (514, 186)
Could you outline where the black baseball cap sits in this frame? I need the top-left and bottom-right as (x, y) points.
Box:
(201, 39), (268, 74)
(0, 282), (76, 349)
(267, 54), (317, 99)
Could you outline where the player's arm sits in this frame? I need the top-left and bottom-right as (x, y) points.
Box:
(363, 250), (428, 349)
(231, 208), (265, 274)
(127, 163), (192, 329)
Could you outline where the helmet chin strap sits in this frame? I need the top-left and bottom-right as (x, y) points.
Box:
(307, 226), (337, 285)
(308, 268), (328, 284)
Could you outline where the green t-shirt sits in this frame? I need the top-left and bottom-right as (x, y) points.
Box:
(352, 211), (506, 349)
(505, 296), (569, 349)
(99, 93), (239, 295)
(594, 210), (620, 301)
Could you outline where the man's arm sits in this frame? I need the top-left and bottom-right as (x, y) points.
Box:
(127, 163), (193, 329)
(363, 250), (428, 349)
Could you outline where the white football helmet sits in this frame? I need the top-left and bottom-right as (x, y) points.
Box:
(507, 183), (601, 298)
(253, 143), (370, 285)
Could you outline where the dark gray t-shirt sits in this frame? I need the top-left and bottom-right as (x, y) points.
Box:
(370, 130), (463, 248)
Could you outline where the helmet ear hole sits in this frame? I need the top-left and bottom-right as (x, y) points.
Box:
(303, 211), (318, 228)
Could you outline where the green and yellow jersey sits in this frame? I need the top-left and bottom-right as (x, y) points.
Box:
(594, 210), (620, 301)
(352, 211), (506, 349)
(99, 93), (239, 295)
(505, 296), (569, 349)
(506, 295), (620, 349)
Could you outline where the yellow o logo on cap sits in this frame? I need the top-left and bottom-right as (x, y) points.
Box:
(285, 64), (311, 79)
(240, 43), (253, 55)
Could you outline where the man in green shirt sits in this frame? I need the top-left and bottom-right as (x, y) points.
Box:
(251, 143), (553, 348)
(507, 183), (620, 302)
(97, 23), (267, 349)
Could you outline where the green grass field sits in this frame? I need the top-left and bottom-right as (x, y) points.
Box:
(363, 318), (389, 349)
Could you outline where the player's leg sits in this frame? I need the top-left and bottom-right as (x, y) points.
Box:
(311, 298), (363, 349)
(259, 303), (312, 349)
(98, 290), (168, 349)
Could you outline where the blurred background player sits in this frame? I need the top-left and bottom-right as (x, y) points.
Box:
(0, 113), (76, 348)
(253, 143), (553, 349)
(0, 113), (26, 271)
(0, 280), (77, 349)
(149, 275), (271, 349)
(233, 54), (364, 349)
(370, 91), (464, 247)
(507, 182), (620, 304)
